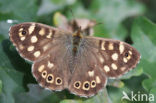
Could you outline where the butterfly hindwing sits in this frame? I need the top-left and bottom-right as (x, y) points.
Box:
(32, 43), (71, 91)
(68, 40), (107, 97)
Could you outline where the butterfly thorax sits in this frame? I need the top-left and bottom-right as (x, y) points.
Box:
(72, 28), (83, 56)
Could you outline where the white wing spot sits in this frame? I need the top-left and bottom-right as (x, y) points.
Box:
(19, 44), (24, 50)
(88, 70), (94, 77)
(28, 23), (35, 35)
(47, 61), (54, 68)
(38, 65), (45, 72)
(101, 41), (105, 50)
(121, 67), (126, 71)
(19, 28), (23, 32)
(108, 43), (114, 50)
(119, 43), (124, 54)
(27, 45), (34, 51)
(111, 63), (117, 70)
(43, 44), (51, 51)
(129, 51), (132, 55)
(104, 65), (110, 72)
(46, 30), (53, 38)
(96, 76), (101, 84)
(123, 57), (128, 63)
(20, 36), (25, 41)
(111, 53), (118, 61)
(127, 55), (131, 60)
(31, 36), (38, 43)
(99, 56), (104, 63)
(39, 28), (45, 36)
(34, 51), (41, 57)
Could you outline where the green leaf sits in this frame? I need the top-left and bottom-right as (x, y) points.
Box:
(90, 0), (145, 40)
(0, 0), (38, 21)
(0, 80), (2, 94)
(15, 84), (61, 103)
(143, 79), (156, 92)
(108, 74), (148, 103)
(149, 87), (156, 103)
(37, 0), (76, 16)
(0, 21), (12, 40)
(60, 88), (111, 103)
(131, 17), (156, 94)
(0, 40), (31, 103)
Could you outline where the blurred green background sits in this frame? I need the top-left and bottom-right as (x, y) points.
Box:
(0, 0), (156, 103)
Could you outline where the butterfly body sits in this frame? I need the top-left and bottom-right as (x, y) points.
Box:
(9, 22), (140, 97)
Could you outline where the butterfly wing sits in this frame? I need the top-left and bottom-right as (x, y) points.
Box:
(32, 42), (72, 91)
(68, 36), (140, 97)
(68, 41), (107, 97)
(84, 36), (141, 78)
(9, 22), (71, 61)
(9, 22), (73, 91)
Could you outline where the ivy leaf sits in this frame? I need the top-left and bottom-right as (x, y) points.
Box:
(0, 40), (25, 103)
(60, 88), (111, 103)
(131, 17), (156, 98)
(0, 80), (2, 95)
(15, 84), (61, 103)
(37, 0), (76, 16)
(0, 21), (12, 40)
(0, 0), (38, 21)
(90, 0), (145, 40)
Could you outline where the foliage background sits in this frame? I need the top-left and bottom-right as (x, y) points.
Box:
(0, 0), (156, 103)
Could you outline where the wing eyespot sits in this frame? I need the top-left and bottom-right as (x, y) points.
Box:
(124, 52), (129, 57)
(74, 81), (81, 89)
(56, 77), (62, 85)
(21, 30), (27, 35)
(82, 81), (90, 91)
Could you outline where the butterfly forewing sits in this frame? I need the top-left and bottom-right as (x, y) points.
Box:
(85, 37), (141, 78)
(9, 22), (68, 61)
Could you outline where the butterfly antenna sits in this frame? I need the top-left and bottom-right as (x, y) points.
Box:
(69, 8), (76, 20)
(94, 22), (103, 27)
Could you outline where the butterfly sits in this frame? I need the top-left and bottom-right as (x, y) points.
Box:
(9, 21), (140, 97)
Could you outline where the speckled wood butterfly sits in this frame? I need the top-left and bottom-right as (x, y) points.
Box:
(9, 22), (140, 97)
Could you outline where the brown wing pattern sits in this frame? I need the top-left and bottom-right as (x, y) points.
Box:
(9, 22), (71, 61)
(68, 40), (107, 97)
(85, 37), (141, 78)
(32, 43), (72, 91)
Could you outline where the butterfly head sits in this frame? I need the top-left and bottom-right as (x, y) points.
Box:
(72, 26), (83, 38)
